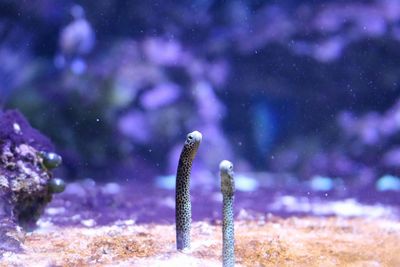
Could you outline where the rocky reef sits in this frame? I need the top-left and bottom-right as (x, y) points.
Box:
(0, 110), (63, 255)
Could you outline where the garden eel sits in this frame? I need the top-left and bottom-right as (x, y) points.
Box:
(175, 130), (202, 250)
(219, 160), (235, 267)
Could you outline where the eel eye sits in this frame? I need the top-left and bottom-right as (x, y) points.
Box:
(188, 135), (193, 140)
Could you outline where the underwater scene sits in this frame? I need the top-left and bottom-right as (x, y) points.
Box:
(0, 0), (400, 266)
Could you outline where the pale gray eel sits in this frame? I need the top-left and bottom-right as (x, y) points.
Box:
(175, 130), (202, 250)
(219, 160), (235, 267)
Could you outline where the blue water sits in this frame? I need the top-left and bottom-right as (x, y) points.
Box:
(1, 1), (400, 224)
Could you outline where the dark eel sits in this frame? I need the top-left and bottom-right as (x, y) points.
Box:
(175, 130), (202, 251)
(219, 160), (235, 267)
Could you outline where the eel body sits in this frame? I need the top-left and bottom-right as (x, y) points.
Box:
(175, 130), (202, 250)
(219, 160), (235, 267)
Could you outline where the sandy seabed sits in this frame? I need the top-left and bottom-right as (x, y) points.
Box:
(1, 216), (399, 267)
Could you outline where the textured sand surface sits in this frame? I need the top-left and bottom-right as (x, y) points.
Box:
(1, 217), (399, 267)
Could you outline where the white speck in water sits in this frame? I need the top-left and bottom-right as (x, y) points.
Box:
(155, 174), (175, 190)
(45, 207), (66, 216)
(237, 141), (242, 146)
(36, 219), (55, 231)
(376, 175), (400, 191)
(81, 219), (96, 227)
(71, 214), (81, 221)
(13, 123), (21, 134)
(102, 182), (121, 195)
(70, 58), (87, 75)
(310, 175), (334, 191)
(235, 174), (259, 192)
(96, 118), (100, 122)
(270, 197), (394, 218)
(160, 196), (175, 209)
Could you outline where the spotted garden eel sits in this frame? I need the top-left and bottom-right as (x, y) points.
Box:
(219, 160), (235, 267)
(175, 130), (202, 250)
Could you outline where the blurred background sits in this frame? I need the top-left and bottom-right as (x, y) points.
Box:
(2, 0), (400, 195)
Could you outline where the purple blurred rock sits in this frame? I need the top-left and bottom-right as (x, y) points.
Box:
(383, 147), (400, 168)
(0, 110), (61, 256)
(143, 38), (183, 66)
(206, 60), (230, 87)
(193, 81), (225, 123)
(59, 5), (95, 56)
(118, 111), (152, 144)
(313, 37), (346, 62)
(140, 83), (181, 110)
(0, 110), (54, 152)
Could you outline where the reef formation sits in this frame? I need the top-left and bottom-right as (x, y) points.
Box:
(0, 110), (63, 255)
